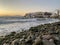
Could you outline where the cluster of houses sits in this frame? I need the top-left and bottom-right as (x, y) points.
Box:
(24, 12), (59, 18)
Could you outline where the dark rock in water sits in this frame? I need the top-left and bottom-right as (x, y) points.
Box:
(56, 22), (60, 25)
(29, 27), (38, 32)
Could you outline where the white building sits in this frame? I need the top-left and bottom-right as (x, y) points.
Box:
(25, 12), (53, 18)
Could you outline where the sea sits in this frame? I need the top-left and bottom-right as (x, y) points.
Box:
(0, 18), (60, 36)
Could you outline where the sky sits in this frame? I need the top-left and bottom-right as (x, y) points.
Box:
(0, 0), (60, 16)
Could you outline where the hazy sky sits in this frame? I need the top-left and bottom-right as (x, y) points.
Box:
(0, 0), (60, 16)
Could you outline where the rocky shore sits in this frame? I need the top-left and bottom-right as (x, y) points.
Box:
(0, 22), (60, 45)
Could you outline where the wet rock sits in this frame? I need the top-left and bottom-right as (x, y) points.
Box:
(3, 43), (10, 45)
(25, 36), (33, 45)
(42, 39), (55, 45)
(32, 36), (43, 45)
(26, 32), (36, 42)
(42, 34), (52, 40)
(42, 34), (56, 45)
(0, 22), (60, 45)
(11, 39), (20, 45)
(53, 36), (60, 45)
(25, 34), (35, 45)
(19, 38), (26, 45)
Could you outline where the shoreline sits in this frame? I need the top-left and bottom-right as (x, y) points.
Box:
(1, 18), (60, 36)
(0, 21), (60, 45)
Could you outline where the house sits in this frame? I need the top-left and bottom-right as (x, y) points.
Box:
(24, 12), (53, 18)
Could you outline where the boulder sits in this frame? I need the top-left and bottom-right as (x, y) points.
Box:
(3, 43), (10, 45)
(42, 39), (55, 45)
(32, 36), (43, 45)
(11, 39), (20, 45)
(42, 35), (52, 40)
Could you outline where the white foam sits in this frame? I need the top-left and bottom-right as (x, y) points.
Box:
(0, 18), (60, 36)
